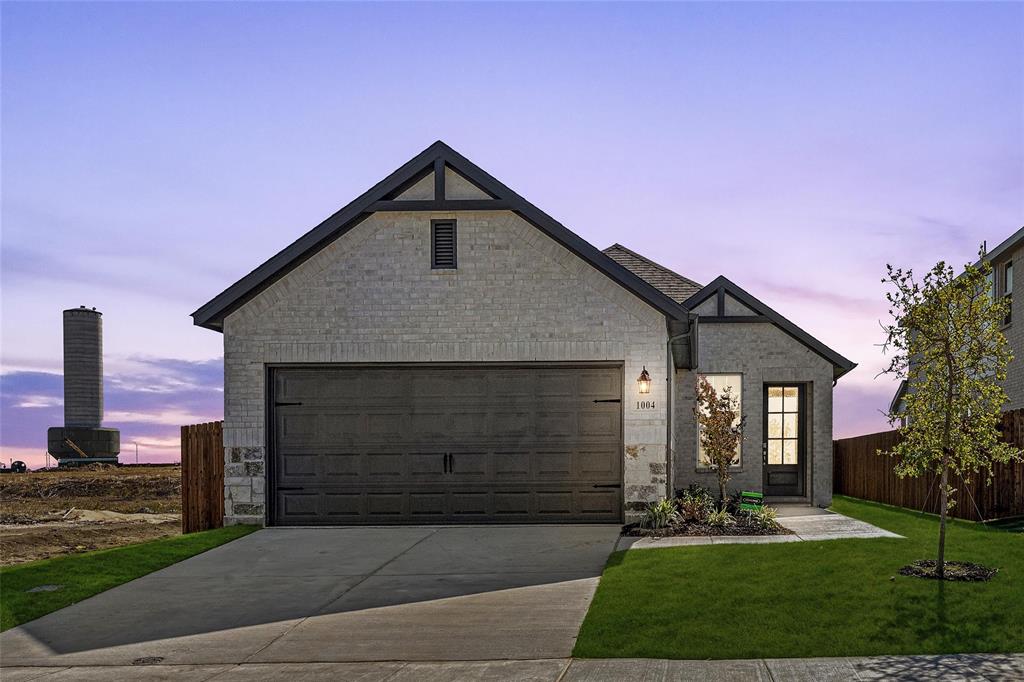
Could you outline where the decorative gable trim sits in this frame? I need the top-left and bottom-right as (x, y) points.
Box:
(192, 141), (691, 331)
(683, 275), (857, 380)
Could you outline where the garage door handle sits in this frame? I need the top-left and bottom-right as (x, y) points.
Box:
(592, 399), (621, 403)
(592, 483), (621, 489)
(275, 401), (303, 407)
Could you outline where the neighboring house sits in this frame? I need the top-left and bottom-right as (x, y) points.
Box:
(890, 226), (1024, 420)
(193, 141), (855, 526)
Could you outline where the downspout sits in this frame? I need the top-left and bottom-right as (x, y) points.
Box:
(665, 313), (698, 498)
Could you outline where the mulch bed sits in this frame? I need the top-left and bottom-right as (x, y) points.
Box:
(622, 520), (795, 538)
(898, 560), (999, 582)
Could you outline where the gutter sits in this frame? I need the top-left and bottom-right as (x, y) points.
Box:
(664, 313), (698, 498)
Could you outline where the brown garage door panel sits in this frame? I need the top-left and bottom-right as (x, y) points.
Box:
(275, 487), (621, 525)
(271, 366), (622, 525)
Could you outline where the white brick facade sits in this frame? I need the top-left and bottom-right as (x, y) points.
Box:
(221, 210), (671, 524)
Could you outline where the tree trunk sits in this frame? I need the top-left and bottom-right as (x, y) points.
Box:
(937, 453), (949, 578)
(719, 471), (726, 511)
(938, 345), (954, 580)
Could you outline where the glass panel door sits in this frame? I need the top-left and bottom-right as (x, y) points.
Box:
(764, 385), (804, 496)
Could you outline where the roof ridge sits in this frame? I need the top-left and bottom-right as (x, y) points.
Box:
(604, 243), (702, 288)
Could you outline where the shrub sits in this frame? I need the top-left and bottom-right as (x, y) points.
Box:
(639, 498), (682, 530)
(746, 505), (780, 531)
(707, 508), (735, 528)
(676, 484), (715, 522)
(675, 483), (715, 503)
(724, 490), (745, 514)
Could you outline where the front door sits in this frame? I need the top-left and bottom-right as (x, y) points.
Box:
(763, 385), (805, 496)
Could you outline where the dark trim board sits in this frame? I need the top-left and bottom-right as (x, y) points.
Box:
(370, 199), (513, 212)
(697, 315), (770, 323)
(684, 276), (857, 380)
(191, 141), (691, 331)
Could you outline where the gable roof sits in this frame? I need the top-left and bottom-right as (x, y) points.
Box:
(890, 379), (908, 414)
(602, 244), (703, 304)
(683, 275), (857, 380)
(192, 140), (691, 331)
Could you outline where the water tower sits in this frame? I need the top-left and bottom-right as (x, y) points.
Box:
(46, 307), (120, 466)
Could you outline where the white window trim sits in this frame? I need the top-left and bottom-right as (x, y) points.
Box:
(696, 373), (743, 470)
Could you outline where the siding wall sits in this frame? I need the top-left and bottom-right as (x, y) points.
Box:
(221, 210), (671, 524)
(993, 244), (1024, 410)
(673, 322), (835, 507)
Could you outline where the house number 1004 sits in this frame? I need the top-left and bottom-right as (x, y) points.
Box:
(636, 400), (656, 410)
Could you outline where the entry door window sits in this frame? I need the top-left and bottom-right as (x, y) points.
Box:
(767, 386), (800, 464)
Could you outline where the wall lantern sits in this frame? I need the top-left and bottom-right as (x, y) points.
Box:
(637, 366), (651, 394)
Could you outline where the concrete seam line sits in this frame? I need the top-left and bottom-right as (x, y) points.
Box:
(238, 529), (441, 664)
(762, 658), (777, 682)
(554, 658), (574, 682)
(192, 663), (238, 681)
(310, 527), (443, 616)
(378, 662), (411, 681)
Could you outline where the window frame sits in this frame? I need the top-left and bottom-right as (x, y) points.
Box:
(696, 373), (743, 470)
(1003, 261), (1013, 326)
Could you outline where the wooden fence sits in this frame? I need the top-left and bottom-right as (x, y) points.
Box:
(833, 410), (1024, 521)
(181, 421), (224, 533)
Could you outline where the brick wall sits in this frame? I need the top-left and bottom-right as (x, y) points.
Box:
(221, 210), (671, 524)
(673, 322), (835, 507)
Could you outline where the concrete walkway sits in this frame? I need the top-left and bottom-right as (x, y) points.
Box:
(624, 507), (900, 551)
(0, 526), (621, 667)
(3, 654), (1021, 681)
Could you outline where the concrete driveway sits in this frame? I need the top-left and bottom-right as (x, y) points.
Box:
(0, 525), (621, 668)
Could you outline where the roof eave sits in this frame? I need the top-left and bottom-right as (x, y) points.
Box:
(192, 141), (691, 332)
(685, 275), (857, 381)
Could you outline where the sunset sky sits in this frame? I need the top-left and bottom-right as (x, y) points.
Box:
(2, 2), (1022, 469)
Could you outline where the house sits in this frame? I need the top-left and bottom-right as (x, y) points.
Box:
(193, 141), (855, 526)
(890, 226), (1024, 420)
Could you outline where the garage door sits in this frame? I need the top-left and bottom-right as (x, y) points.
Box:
(269, 365), (622, 525)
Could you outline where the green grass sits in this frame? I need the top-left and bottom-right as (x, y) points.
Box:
(574, 496), (1024, 659)
(1, 525), (258, 631)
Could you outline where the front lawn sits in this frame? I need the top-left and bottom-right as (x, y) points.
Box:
(574, 496), (1023, 659)
(1, 525), (257, 631)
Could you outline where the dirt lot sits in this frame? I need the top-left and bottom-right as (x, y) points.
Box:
(0, 465), (182, 566)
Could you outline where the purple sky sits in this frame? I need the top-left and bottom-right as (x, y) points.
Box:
(2, 2), (1022, 468)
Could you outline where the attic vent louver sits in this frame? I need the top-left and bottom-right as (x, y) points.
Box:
(431, 220), (457, 269)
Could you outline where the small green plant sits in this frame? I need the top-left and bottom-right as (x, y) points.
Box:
(676, 485), (715, 522)
(639, 498), (682, 530)
(746, 505), (780, 531)
(707, 508), (735, 528)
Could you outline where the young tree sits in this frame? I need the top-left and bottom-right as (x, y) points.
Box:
(695, 377), (744, 507)
(881, 249), (1021, 578)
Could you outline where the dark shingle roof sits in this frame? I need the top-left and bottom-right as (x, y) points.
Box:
(602, 244), (703, 304)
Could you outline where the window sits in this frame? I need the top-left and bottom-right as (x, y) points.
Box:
(767, 387), (800, 464)
(431, 220), (457, 269)
(1004, 261), (1013, 325)
(697, 373), (742, 467)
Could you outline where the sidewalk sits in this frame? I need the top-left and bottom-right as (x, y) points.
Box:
(4, 653), (1022, 681)
(622, 507), (901, 551)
